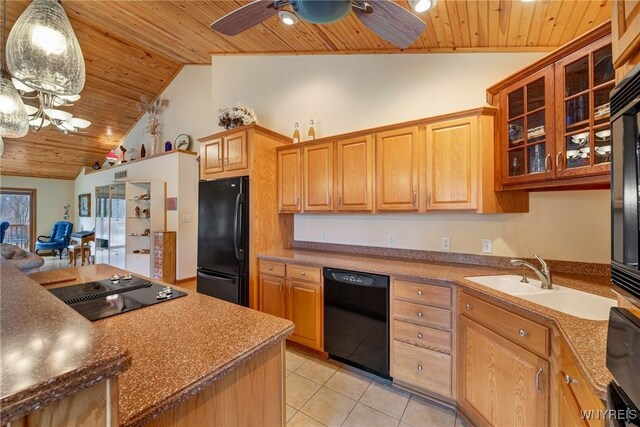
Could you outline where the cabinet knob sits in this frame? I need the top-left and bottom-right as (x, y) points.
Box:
(519, 329), (528, 337)
(268, 266), (273, 271)
(416, 333), (423, 339)
(300, 271), (306, 276)
(417, 312), (423, 318)
(465, 303), (472, 310)
(564, 373), (578, 385)
(417, 365), (423, 371)
(417, 290), (423, 296)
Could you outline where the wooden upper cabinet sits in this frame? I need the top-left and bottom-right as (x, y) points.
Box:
(303, 142), (334, 212)
(224, 131), (248, 171)
(336, 135), (374, 212)
(202, 138), (224, 175)
(612, 0), (640, 72)
(554, 36), (614, 179)
(376, 127), (419, 211)
(426, 117), (478, 211)
(278, 147), (301, 213)
(459, 317), (549, 427)
(499, 66), (556, 187)
(199, 131), (248, 178)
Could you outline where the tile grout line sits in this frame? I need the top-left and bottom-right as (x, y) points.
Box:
(296, 363), (343, 426)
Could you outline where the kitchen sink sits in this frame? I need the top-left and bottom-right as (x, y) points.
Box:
(464, 275), (616, 321)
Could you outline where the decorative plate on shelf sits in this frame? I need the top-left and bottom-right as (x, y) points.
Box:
(175, 134), (191, 150)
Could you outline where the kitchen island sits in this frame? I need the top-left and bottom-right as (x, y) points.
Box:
(1, 261), (293, 426)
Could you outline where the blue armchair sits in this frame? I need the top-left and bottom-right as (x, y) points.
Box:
(35, 221), (73, 259)
(0, 222), (9, 243)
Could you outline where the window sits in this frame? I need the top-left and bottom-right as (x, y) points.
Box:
(0, 188), (36, 251)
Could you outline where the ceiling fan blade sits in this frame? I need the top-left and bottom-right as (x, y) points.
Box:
(211, 0), (277, 36)
(353, 0), (426, 49)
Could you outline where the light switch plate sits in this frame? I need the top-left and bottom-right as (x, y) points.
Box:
(388, 234), (396, 248)
(182, 215), (192, 223)
(481, 238), (493, 254)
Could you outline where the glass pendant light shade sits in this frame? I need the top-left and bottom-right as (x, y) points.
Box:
(6, 0), (86, 95)
(0, 77), (29, 138)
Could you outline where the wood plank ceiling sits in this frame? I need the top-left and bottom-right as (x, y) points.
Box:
(0, 0), (611, 180)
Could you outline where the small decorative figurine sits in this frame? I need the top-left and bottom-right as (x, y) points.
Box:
(92, 161), (101, 170)
(135, 206), (141, 217)
(119, 145), (128, 163)
(143, 208), (150, 218)
(165, 140), (172, 152)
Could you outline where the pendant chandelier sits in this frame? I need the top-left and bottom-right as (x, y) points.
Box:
(0, 1), (29, 138)
(1, 0), (90, 137)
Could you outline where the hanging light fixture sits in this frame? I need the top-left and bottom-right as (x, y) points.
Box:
(0, 0), (29, 138)
(6, 0), (85, 95)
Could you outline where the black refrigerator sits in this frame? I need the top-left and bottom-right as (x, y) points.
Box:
(197, 177), (249, 306)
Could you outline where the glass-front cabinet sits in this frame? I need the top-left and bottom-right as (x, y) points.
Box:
(555, 37), (614, 178)
(500, 66), (555, 185)
(492, 28), (613, 190)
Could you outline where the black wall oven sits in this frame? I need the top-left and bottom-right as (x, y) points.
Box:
(611, 65), (640, 302)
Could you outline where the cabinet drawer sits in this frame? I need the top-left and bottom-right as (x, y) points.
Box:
(460, 292), (549, 357)
(393, 320), (451, 354)
(393, 340), (452, 397)
(260, 260), (285, 277)
(394, 300), (451, 330)
(287, 264), (322, 283)
(394, 280), (451, 308)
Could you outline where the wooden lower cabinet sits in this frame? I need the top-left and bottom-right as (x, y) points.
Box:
(258, 261), (323, 351)
(286, 279), (323, 350)
(259, 274), (286, 318)
(458, 316), (549, 427)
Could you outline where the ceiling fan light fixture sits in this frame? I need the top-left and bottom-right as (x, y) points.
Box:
(278, 10), (298, 26)
(290, 0), (351, 24)
(409, 0), (436, 13)
(6, 0), (86, 95)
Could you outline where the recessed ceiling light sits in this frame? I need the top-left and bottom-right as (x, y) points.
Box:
(278, 11), (299, 26)
(521, 0), (535, 2)
(408, 0), (437, 13)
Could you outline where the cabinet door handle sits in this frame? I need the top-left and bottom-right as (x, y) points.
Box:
(535, 368), (544, 393)
(556, 152), (563, 172)
(328, 195), (332, 206)
(544, 154), (552, 173)
(338, 195), (342, 207)
(519, 329), (528, 337)
(426, 191), (431, 207)
(562, 372), (578, 385)
(280, 282), (283, 293)
(465, 303), (472, 310)
(417, 312), (423, 318)
(295, 196), (299, 207)
(416, 333), (423, 339)
(288, 283), (292, 296)
(417, 290), (423, 296)
(417, 365), (423, 371)
(412, 191), (417, 207)
(268, 266), (273, 271)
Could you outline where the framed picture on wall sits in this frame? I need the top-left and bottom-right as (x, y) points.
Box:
(78, 193), (91, 217)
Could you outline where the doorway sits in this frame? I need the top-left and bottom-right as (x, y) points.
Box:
(0, 188), (36, 251)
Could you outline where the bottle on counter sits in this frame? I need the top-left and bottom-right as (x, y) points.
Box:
(307, 119), (316, 141)
(141, 143), (146, 158)
(292, 122), (300, 144)
(165, 140), (172, 152)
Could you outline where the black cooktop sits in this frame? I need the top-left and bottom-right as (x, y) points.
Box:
(49, 276), (186, 321)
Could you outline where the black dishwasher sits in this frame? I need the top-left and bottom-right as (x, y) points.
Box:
(323, 267), (390, 379)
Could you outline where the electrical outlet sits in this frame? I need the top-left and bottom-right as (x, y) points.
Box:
(481, 238), (493, 254)
(321, 232), (327, 242)
(182, 215), (192, 223)
(441, 237), (451, 251)
(388, 234), (396, 248)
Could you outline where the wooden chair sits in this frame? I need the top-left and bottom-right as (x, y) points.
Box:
(68, 244), (92, 266)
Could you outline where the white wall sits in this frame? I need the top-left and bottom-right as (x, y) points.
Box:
(74, 152), (198, 279)
(0, 175), (75, 239)
(119, 64), (215, 155)
(211, 54), (611, 263)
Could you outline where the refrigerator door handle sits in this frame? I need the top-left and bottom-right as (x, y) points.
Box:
(233, 192), (244, 261)
(198, 270), (236, 281)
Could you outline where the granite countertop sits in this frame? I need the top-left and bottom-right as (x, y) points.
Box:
(0, 260), (130, 425)
(30, 264), (294, 427)
(258, 248), (614, 400)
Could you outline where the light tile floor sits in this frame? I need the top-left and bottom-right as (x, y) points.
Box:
(285, 347), (471, 427)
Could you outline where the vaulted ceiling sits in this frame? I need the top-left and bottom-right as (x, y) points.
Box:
(1, 0), (611, 180)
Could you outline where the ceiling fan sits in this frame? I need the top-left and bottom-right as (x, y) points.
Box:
(210, 0), (427, 49)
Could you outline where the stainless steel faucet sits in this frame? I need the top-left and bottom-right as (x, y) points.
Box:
(510, 255), (553, 290)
